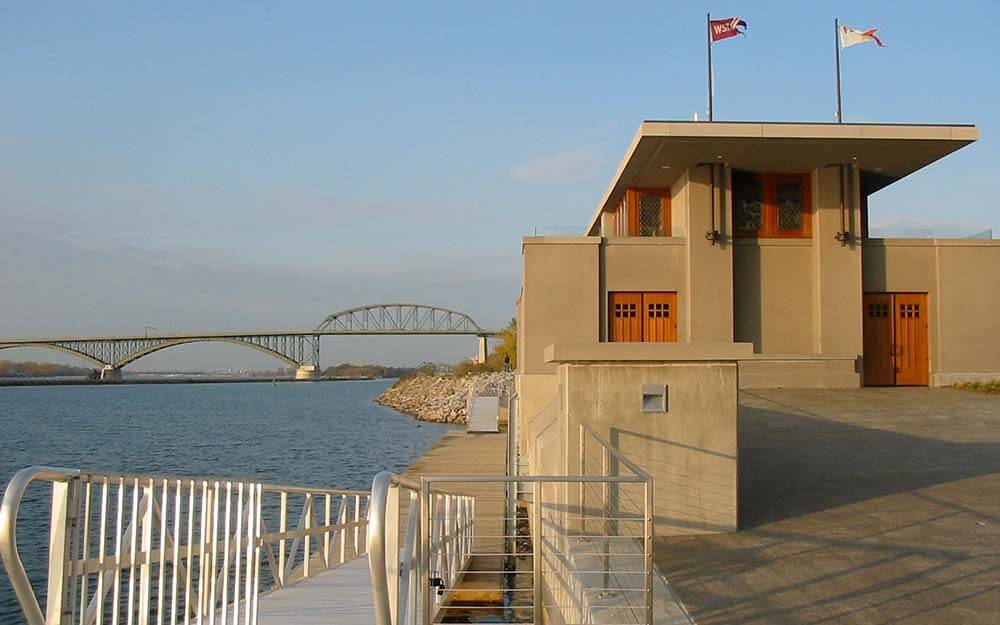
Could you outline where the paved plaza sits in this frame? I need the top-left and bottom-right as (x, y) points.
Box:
(655, 388), (1000, 625)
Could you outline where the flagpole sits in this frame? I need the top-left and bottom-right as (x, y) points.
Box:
(707, 12), (714, 121)
(835, 18), (843, 123)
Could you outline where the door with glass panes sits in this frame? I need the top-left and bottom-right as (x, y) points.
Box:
(609, 292), (677, 342)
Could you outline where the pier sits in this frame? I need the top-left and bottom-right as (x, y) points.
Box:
(0, 399), (657, 625)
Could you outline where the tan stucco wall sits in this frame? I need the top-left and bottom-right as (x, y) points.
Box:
(558, 361), (738, 535)
(685, 166), (735, 342)
(813, 167), (864, 356)
(863, 239), (1000, 384)
(520, 238), (601, 376)
(733, 240), (814, 353)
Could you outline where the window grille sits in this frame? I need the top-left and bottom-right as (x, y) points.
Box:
(776, 180), (803, 231)
(638, 194), (664, 236)
(733, 172), (763, 232)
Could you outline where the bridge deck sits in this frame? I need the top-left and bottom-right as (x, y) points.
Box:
(258, 556), (375, 625)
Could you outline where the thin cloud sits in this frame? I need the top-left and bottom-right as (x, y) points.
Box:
(510, 144), (605, 181)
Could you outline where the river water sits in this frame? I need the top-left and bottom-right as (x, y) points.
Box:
(0, 379), (453, 625)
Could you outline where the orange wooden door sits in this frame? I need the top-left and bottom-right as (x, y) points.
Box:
(862, 293), (894, 386)
(642, 292), (677, 342)
(609, 292), (642, 342)
(893, 293), (929, 386)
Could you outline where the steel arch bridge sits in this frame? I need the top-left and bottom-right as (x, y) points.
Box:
(0, 304), (500, 381)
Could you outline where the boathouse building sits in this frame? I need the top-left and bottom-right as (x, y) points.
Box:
(515, 120), (996, 534)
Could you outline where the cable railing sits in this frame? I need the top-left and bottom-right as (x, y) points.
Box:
(365, 422), (653, 625)
(0, 466), (370, 625)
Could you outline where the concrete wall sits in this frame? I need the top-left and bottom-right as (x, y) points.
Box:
(863, 238), (1000, 385)
(557, 359), (739, 536)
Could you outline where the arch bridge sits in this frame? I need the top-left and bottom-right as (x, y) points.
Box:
(0, 304), (501, 381)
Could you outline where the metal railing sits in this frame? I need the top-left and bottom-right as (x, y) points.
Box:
(0, 467), (370, 625)
(368, 472), (475, 625)
(365, 422), (652, 625)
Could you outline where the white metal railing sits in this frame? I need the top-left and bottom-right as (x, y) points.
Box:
(368, 471), (475, 625)
(395, 423), (653, 625)
(0, 467), (370, 625)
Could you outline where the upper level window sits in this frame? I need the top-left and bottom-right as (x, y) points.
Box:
(615, 189), (671, 236)
(732, 170), (811, 238)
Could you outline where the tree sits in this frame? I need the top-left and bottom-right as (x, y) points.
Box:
(494, 317), (517, 369)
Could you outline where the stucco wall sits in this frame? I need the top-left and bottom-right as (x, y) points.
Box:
(686, 166), (735, 342)
(520, 238), (601, 376)
(733, 240), (813, 353)
(812, 167), (864, 356)
(863, 239), (1000, 384)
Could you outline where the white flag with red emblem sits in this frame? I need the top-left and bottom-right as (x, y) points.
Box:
(840, 25), (884, 48)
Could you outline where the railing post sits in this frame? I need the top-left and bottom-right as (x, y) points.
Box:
(532, 481), (542, 625)
(644, 478), (654, 625)
(602, 446), (610, 591)
(578, 425), (586, 534)
(44, 479), (74, 625)
(386, 484), (400, 625)
(420, 480), (431, 625)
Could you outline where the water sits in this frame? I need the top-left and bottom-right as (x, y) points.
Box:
(0, 379), (454, 624)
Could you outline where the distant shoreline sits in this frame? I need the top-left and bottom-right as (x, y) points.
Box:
(0, 376), (381, 387)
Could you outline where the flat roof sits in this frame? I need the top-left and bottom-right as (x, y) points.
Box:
(585, 121), (978, 235)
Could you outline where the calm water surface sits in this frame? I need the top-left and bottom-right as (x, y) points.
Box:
(0, 379), (453, 624)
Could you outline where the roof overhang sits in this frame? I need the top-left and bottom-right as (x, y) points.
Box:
(585, 121), (978, 235)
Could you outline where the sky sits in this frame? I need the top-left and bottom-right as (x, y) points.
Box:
(1, 1), (998, 369)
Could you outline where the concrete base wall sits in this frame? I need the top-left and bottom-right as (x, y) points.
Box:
(933, 372), (1000, 386)
(557, 361), (739, 536)
(738, 356), (860, 389)
(516, 372), (560, 475)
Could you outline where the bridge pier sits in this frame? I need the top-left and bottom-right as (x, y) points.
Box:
(476, 335), (488, 365)
(99, 366), (123, 382)
(295, 364), (321, 381)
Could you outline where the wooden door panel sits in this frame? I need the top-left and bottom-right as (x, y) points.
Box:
(609, 292), (642, 342)
(642, 292), (677, 342)
(894, 293), (929, 386)
(863, 293), (894, 386)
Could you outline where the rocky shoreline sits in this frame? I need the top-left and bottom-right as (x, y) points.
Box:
(375, 371), (513, 424)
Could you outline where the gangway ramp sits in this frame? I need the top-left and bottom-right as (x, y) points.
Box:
(257, 555), (375, 625)
(467, 394), (500, 432)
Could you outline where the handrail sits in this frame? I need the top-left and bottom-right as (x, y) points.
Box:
(0, 466), (80, 625)
(369, 471), (475, 625)
(368, 471), (420, 625)
(1, 466), (372, 625)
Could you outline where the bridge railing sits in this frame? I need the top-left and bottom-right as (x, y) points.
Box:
(0, 467), (370, 625)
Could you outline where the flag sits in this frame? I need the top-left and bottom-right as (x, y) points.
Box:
(710, 17), (747, 42)
(840, 25), (884, 48)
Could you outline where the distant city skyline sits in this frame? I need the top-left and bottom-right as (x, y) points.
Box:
(2, 1), (997, 368)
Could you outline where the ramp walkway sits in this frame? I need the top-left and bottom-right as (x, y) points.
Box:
(467, 394), (500, 432)
(257, 556), (374, 625)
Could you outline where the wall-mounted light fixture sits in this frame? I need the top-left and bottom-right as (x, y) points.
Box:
(641, 384), (668, 413)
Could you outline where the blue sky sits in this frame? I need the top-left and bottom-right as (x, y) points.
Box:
(2, 1), (997, 369)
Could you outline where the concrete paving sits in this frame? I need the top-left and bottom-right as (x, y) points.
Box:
(654, 388), (1000, 625)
